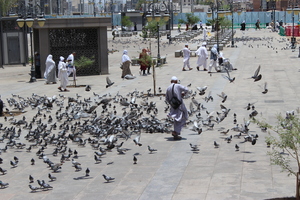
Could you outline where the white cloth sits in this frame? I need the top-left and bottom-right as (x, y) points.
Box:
(58, 57), (68, 90)
(67, 54), (74, 65)
(165, 83), (189, 134)
(182, 47), (191, 69)
(44, 54), (57, 83)
(203, 28), (207, 41)
(44, 55), (54, 78)
(66, 54), (76, 78)
(195, 46), (208, 69)
(209, 44), (220, 72)
(122, 50), (131, 63)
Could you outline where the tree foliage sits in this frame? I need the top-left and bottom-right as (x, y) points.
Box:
(0, 0), (17, 16)
(178, 13), (200, 28)
(140, 19), (167, 38)
(74, 56), (95, 70)
(254, 112), (300, 198)
(121, 16), (133, 29)
(207, 17), (231, 31)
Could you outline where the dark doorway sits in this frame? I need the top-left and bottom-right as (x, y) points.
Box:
(8, 36), (20, 64)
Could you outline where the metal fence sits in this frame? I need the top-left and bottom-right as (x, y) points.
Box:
(45, 11), (300, 29)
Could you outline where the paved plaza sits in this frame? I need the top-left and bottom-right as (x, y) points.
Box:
(0, 27), (299, 200)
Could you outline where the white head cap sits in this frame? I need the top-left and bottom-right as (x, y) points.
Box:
(60, 56), (64, 61)
(171, 76), (178, 81)
(202, 42), (207, 46)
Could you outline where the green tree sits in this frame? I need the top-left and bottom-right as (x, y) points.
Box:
(207, 16), (231, 31)
(254, 113), (300, 199)
(0, 0), (17, 16)
(178, 13), (200, 30)
(121, 16), (133, 30)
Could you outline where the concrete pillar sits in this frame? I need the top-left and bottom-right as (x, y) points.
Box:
(98, 27), (109, 74)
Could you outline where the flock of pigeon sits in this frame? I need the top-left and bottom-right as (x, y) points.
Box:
(0, 31), (296, 197)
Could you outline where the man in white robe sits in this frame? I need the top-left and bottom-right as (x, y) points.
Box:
(208, 44), (221, 73)
(58, 56), (69, 92)
(44, 54), (57, 84)
(195, 42), (208, 71)
(165, 76), (189, 140)
(67, 52), (76, 79)
(182, 44), (193, 71)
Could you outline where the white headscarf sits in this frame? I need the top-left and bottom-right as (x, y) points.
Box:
(211, 44), (218, 54)
(60, 56), (64, 61)
(122, 50), (131, 63)
(44, 54), (55, 78)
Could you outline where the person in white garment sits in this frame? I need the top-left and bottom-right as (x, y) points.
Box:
(208, 44), (221, 73)
(58, 56), (69, 92)
(165, 76), (189, 140)
(67, 52), (76, 79)
(195, 42), (208, 71)
(182, 44), (193, 71)
(44, 54), (57, 84)
(203, 27), (207, 41)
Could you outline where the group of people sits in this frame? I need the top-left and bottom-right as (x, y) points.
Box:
(182, 43), (221, 73)
(44, 52), (76, 92)
(120, 48), (153, 78)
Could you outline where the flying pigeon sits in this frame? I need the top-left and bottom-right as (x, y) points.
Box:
(106, 77), (115, 88)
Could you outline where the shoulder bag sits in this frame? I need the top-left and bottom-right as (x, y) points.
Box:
(169, 84), (182, 109)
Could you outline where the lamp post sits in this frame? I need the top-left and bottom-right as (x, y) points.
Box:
(230, 1), (234, 47)
(111, 0), (113, 29)
(146, 10), (169, 95)
(16, 3), (46, 83)
(291, 2), (296, 49)
(216, 0), (219, 52)
(210, 2), (215, 32)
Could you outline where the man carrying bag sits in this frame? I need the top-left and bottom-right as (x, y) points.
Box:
(165, 76), (189, 140)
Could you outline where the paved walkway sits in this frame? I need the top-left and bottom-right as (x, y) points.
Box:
(0, 28), (299, 200)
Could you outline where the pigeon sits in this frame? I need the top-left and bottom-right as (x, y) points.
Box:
(28, 184), (39, 192)
(48, 173), (56, 181)
(189, 143), (199, 151)
(85, 168), (90, 176)
(124, 74), (136, 79)
(261, 82), (268, 94)
(220, 129), (229, 135)
(0, 181), (9, 188)
(85, 85), (91, 91)
(10, 160), (18, 168)
(217, 92), (228, 103)
(235, 144), (240, 151)
(29, 175), (34, 183)
(94, 155), (102, 163)
(0, 167), (7, 175)
(225, 135), (232, 143)
(196, 86), (207, 95)
(102, 174), (115, 182)
(133, 133), (142, 146)
(251, 65), (262, 82)
(31, 158), (35, 165)
(133, 155), (137, 164)
(214, 141), (220, 148)
(106, 77), (115, 88)
(222, 68), (235, 83)
(148, 145), (157, 153)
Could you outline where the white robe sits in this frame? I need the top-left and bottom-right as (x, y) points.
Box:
(182, 47), (191, 68)
(67, 54), (76, 77)
(203, 28), (207, 41)
(58, 61), (68, 90)
(44, 55), (56, 83)
(195, 46), (208, 68)
(165, 83), (189, 134)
